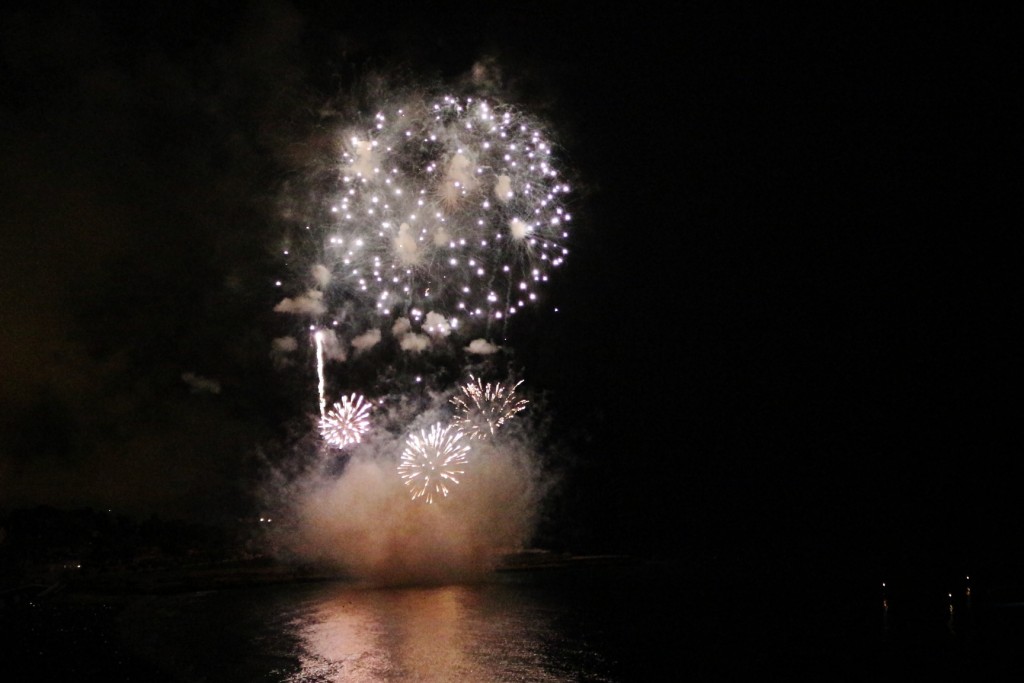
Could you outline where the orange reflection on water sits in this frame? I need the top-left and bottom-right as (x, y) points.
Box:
(293, 584), (485, 682)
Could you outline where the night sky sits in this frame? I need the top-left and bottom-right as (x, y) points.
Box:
(1, 2), (1019, 577)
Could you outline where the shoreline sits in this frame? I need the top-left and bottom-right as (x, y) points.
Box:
(2, 551), (651, 603)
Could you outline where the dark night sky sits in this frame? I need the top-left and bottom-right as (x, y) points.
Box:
(1, 2), (1019, 572)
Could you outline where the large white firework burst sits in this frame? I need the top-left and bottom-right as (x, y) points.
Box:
(310, 93), (571, 328)
(450, 375), (529, 441)
(398, 422), (472, 503)
(319, 393), (372, 448)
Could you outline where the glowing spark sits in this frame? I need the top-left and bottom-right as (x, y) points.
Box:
(450, 375), (529, 440)
(398, 423), (471, 503)
(320, 393), (372, 448)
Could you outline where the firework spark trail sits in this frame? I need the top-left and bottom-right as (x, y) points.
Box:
(398, 422), (472, 503)
(303, 94), (571, 331)
(451, 375), (529, 440)
(313, 330), (329, 418)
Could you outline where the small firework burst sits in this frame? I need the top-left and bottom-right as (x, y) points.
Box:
(450, 375), (529, 441)
(320, 393), (372, 448)
(398, 423), (471, 503)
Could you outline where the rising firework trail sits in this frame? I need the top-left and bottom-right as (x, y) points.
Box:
(398, 422), (472, 503)
(314, 330), (327, 418)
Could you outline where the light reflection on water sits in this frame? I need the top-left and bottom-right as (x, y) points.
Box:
(288, 581), (602, 682)
(94, 561), (1024, 680)
(119, 568), (632, 682)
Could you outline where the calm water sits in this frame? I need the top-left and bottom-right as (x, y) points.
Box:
(8, 559), (1024, 681)
(116, 561), (682, 682)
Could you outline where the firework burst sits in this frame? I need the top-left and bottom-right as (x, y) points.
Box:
(320, 393), (372, 448)
(281, 93), (571, 331)
(450, 375), (529, 441)
(398, 422), (471, 503)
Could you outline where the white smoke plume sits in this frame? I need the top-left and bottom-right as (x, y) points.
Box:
(423, 311), (452, 338)
(272, 335), (299, 353)
(465, 339), (501, 355)
(270, 335), (299, 368)
(274, 289), (327, 315)
(399, 332), (431, 353)
(494, 174), (513, 202)
(181, 372), (221, 394)
(262, 397), (551, 586)
(311, 264), (331, 288)
(391, 317), (412, 337)
(350, 328), (382, 353)
(393, 223), (420, 266)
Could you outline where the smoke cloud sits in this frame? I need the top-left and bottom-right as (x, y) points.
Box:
(311, 264), (331, 288)
(181, 372), (221, 395)
(399, 332), (431, 353)
(423, 312), (452, 338)
(274, 290), (327, 315)
(262, 396), (551, 586)
(351, 328), (382, 353)
(465, 339), (501, 355)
